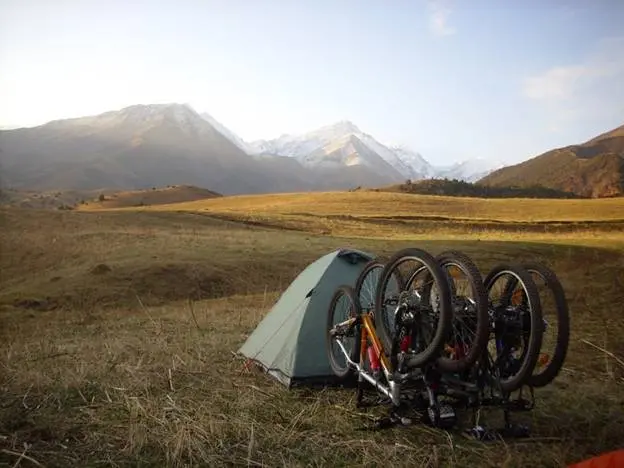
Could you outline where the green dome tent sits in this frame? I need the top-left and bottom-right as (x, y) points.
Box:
(238, 248), (374, 387)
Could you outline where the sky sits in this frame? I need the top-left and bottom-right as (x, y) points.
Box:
(1, 0), (623, 166)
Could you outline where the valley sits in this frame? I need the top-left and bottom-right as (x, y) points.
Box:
(0, 97), (623, 468)
(1, 191), (623, 466)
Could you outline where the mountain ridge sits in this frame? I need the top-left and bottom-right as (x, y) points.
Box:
(0, 103), (424, 194)
(5, 102), (603, 197)
(479, 123), (624, 198)
(215, 116), (498, 182)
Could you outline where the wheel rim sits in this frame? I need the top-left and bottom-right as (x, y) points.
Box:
(486, 270), (536, 385)
(359, 265), (384, 314)
(379, 256), (444, 357)
(438, 262), (482, 364)
(330, 291), (357, 370)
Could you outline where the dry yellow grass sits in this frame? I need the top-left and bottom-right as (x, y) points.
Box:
(92, 185), (221, 209)
(2, 197), (624, 467)
(81, 190), (624, 246)
(116, 190), (624, 222)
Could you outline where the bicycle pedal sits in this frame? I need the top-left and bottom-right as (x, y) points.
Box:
(438, 404), (457, 428)
(440, 404), (456, 419)
(425, 404), (457, 429)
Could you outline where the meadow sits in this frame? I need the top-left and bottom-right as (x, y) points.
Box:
(1, 191), (624, 467)
(86, 190), (624, 245)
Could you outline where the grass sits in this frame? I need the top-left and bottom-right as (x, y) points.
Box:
(82, 191), (624, 246)
(94, 185), (222, 209)
(111, 190), (624, 222)
(2, 191), (624, 467)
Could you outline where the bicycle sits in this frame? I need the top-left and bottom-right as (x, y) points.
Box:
(326, 247), (458, 427)
(326, 247), (562, 437)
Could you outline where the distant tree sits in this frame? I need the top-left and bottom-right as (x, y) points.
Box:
(98, 194), (106, 202)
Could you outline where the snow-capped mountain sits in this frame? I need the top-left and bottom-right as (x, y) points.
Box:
(249, 121), (361, 158)
(200, 113), (504, 183)
(298, 133), (403, 181)
(435, 158), (506, 182)
(1, 102), (511, 194)
(195, 109), (509, 183)
(45, 103), (212, 136)
(389, 145), (436, 179)
(248, 121), (433, 180)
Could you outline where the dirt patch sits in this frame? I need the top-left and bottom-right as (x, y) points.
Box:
(90, 263), (112, 275)
(126, 263), (233, 303)
(13, 298), (59, 311)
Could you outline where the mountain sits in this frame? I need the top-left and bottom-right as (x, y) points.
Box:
(248, 121), (434, 181)
(0, 103), (320, 195)
(389, 145), (436, 179)
(0, 104), (417, 194)
(0, 103), (510, 195)
(479, 124), (624, 198)
(199, 112), (255, 154)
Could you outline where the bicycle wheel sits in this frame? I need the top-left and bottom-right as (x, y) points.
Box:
(374, 247), (453, 369)
(354, 260), (385, 314)
(431, 250), (489, 373)
(326, 285), (360, 380)
(522, 263), (570, 388)
(483, 264), (544, 393)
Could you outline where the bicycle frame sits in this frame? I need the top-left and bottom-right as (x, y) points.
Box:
(331, 312), (418, 406)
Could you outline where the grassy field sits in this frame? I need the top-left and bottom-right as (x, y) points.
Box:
(113, 190), (624, 221)
(2, 192), (624, 467)
(82, 191), (624, 246)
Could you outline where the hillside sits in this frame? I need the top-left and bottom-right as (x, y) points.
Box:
(479, 124), (624, 198)
(0, 188), (103, 209)
(0, 185), (223, 209)
(90, 185), (222, 208)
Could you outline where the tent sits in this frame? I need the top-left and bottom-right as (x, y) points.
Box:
(239, 248), (374, 387)
(568, 450), (624, 468)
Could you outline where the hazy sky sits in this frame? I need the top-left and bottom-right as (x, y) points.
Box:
(1, 0), (623, 165)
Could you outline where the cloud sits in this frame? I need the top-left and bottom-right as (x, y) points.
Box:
(523, 65), (594, 101)
(523, 36), (624, 125)
(427, 0), (456, 37)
